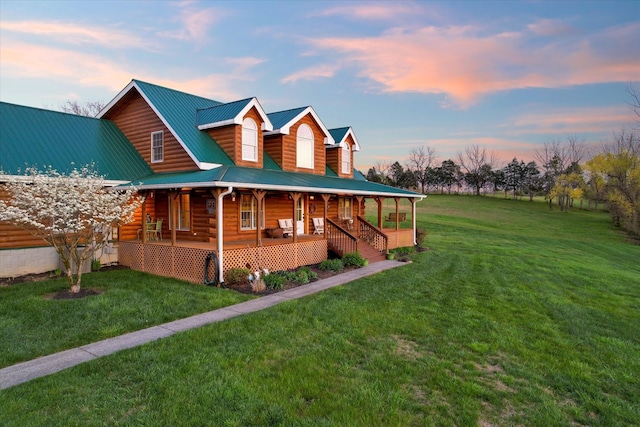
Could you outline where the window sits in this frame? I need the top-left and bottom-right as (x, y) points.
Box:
(168, 193), (190, 231)
(151, 131), (164, 163)
(341, 143), (351, 174)
(338, 197), (353, 219)
(296, 124), (314, 169)
(242, 118), (258, 162)
(240, 194), (265, 230)
(296, 198), (304, 221)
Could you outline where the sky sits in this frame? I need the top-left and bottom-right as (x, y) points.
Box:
(1, 0), (639, 172)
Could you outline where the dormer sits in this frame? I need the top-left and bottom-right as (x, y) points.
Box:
(197, 98), (273, 168)
(264, 106), (335, 175)
(327, 127), (361, 178)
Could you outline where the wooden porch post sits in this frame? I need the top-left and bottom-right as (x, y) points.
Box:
(290, 192), (302, 243)
(252, 190), (266, 247)
(169, 190), (179, 246)
(140, 191), (148, 244)
(321, 193), (330, 238)
(375, 197), (385, 229)
(394, 197), (400, 232)
(355, 196), (364, 232)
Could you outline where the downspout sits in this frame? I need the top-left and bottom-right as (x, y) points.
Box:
(217, 186), (234, 285)
(412, 198), (418, 246)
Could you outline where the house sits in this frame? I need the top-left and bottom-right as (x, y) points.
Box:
(1, 79), (423, 283)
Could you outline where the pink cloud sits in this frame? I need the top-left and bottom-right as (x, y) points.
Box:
(0, 20), (153, 49)
(508, 106), (633, 135)
(281, 64), (339, 84)
(300, 22), (640, 108)
(318, 3), (425, 20)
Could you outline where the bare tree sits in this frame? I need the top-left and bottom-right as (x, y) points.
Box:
(60, 100), (106, 118)
(456, 144), (497, 195)
(626, 82), (640, 126)
(407, 146), (437, 194)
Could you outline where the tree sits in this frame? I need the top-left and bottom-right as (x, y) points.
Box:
(437, 159), (461, 194)
(407, 146), (436, 194)
(0, 166), (141, 293)
(457, 145), (496, 195)
(503, 158), (525, 199)
(586, 131), (639, 234)
(550, 171), (586, 212)
(522, 161), (542, 201)
(60, 100), (106, 117)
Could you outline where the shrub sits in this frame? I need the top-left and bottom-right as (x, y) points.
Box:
(264, 273), (287, 290)
(342, 252), (367, 268)
(416, 227), (428, 246)
(299, 266), (317, 281)
(319, 259), (344, 272)
(226, 268), (250, 285)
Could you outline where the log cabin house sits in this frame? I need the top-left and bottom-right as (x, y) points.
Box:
(1, 79), (423, 284)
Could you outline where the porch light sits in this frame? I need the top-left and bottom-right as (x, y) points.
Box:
(231, 192), (236, 202)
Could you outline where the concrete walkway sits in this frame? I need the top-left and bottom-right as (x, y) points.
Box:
(0, 260), (406, 390)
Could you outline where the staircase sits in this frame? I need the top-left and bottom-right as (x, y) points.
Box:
(358, 240), (386, 263)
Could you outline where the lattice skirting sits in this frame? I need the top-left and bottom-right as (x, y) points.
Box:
(119, 241), (328, 285)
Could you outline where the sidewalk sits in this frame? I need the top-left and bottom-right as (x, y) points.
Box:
(1, 260), (406, 390)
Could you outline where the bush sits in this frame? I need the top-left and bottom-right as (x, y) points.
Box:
(264, 273), (287, 290)
(319, 259), (344, 272)
(416, 227), (428, 246)
(342, 252), (367, 268)
(226, 268), (250, 285)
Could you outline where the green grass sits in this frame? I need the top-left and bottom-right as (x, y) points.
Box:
(1, 195), (639, 426)
(0, 270), (252, 368)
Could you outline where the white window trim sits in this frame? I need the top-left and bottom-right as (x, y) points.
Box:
(242, 117), (258, 162)
(296, 124), (314, 169)
(151, 131), (164, 163)
(342, 144), (351, 174)
(240, 194), (266, 231)
(339, 197), (353, 219)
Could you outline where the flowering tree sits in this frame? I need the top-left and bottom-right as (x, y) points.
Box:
(0, 166), (141, 293)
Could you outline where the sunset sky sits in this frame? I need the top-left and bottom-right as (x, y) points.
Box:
(1, 0), (638, 171)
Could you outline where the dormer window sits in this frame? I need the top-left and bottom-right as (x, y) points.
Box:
(296, 124), (314, 169)
(342, 143), (351, 174)
(242, 117), (258, 162)
(151, 131), (164, 163)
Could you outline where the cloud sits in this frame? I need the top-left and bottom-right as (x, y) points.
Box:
(0, 40), (264, 101)
(508, 106), (633, 135)
(297, 21), (640, 108)
(317, 3), (424, 20)
(0, 20), (153, 49)
(527, 19), (577, 36)
(281, 64), (339, 84)
(158, 4), (221, 41)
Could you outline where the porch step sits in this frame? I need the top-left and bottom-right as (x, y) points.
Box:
(358, 241), (386, 263)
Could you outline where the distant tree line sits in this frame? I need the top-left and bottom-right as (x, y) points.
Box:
(364, 84), (640, 237)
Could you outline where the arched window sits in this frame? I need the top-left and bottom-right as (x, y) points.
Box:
(296, 124), (314, 169)
(242, 118), (258, 162)
(342, 143), (351, 174)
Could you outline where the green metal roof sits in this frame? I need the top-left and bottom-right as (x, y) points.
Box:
(128, 165), (422, 198)
(196, 98), (253, 128)
(0, 102), (152, 181)
(263, 152), (281, 171)
(267, 107), (308, 130)
(130, 80), (234, 167)
(328, 127), (349, 145)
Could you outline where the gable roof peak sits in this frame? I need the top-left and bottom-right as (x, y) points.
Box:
(265, 105), (335, 145)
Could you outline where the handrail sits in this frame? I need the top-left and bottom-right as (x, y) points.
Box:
(325, 218), (358, 257)
(356, 216), (388, 253)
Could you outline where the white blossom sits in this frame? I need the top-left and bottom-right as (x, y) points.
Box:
(0, 165), (141, 293)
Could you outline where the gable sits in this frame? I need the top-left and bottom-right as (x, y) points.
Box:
(100, 80), (234, 170)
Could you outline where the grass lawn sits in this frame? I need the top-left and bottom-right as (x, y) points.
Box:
(1, 195), (639, 426)
(0, 270), (253, 368)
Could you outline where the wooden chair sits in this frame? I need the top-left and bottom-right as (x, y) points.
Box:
(312, 217), (324, 234)
(148, 219), (163, 240)
(278, 219), (294, 236)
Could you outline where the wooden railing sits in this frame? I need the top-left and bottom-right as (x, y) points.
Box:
(326, 218), (358, 257)
(357, 216), (388, 253)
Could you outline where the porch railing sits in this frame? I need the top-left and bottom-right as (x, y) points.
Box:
(326, 218), (358, 257)
(356, 216), (388, 254)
